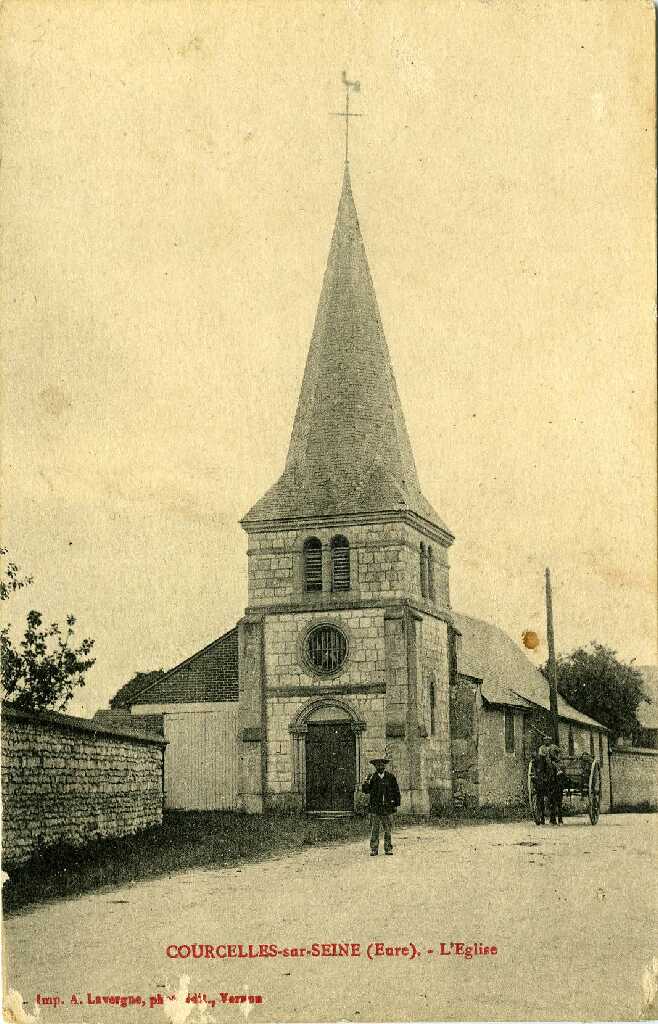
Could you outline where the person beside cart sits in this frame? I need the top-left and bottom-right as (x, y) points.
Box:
(538, 732), (564, 825)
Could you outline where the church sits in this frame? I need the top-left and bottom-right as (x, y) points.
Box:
(99, 144), (610, 817)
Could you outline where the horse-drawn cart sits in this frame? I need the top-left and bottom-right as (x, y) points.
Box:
(527, 752), (602, 825)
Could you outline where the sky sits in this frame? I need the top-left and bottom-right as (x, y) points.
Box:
(1, 0), (656, 717)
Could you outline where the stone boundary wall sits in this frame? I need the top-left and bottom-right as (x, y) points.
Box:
(609, 747), (658, 810)
(1, 704), (167, 867)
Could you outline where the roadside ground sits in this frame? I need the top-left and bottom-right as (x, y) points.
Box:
(4, 814), (657, 1023)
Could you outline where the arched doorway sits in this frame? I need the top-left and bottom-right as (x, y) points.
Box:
(289, 698), (365, 813)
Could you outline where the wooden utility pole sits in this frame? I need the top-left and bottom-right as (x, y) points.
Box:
(545, 568), (560, 744)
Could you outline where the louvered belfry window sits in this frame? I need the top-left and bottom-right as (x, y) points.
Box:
(331, 535), (350, 591)
(420, 543), (428, 598)
(303, 537), (323, 592)
(306, 624), (348, 674)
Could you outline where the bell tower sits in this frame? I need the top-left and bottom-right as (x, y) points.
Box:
(237, 80), (455, 816)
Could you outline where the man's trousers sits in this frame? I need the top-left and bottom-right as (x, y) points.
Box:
(370, 813), (393, 853)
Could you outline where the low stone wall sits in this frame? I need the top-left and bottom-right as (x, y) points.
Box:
(610, 747), (658, 811)
(1, 704), (166, 867)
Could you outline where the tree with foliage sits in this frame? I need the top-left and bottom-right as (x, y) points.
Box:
(1, 549), (95, 713)
(545, 642), (650, 744)
(0, 547), (33, 601)
(109, 669), (166, 709)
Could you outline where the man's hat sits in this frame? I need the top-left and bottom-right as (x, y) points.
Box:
(369, 753), (391, 766)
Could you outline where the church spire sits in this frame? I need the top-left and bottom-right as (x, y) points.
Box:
(243, 158), (452, 540)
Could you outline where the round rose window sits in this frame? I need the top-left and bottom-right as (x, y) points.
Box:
(305, 624), (348, 674)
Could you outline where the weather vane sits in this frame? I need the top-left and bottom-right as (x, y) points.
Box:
(331, 70), (363, 164)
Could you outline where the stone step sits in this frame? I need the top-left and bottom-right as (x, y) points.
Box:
(306, 810), (354, 819)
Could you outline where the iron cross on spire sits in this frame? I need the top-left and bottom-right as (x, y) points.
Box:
(332, 71), (363, 164)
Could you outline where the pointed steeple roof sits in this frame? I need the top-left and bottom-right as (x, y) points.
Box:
(243, 164), (452, 539)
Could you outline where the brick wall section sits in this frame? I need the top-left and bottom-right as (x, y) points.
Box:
(1, 705), (166, 868)
(610, 747), (658, 810)
(247, 521), (450, 610)
(134, 628), (238, 705)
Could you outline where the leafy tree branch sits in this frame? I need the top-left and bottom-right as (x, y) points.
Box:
(1, 550), (95, 713)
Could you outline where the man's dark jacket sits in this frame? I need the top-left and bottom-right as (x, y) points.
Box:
(362, 771), (401, 815)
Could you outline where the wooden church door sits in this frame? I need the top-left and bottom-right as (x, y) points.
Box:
(305, 722), (356, 812)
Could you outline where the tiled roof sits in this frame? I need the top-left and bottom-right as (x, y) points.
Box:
(452, 611), (608, 730)
(130, 626), (239, 705)
(93, 709), (164, 735)
(243, 164), (452, 538)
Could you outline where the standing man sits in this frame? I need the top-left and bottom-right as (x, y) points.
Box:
(362, 754), (401, 856)
(532, 733), (554, 825)
(538, 732), (554, 761)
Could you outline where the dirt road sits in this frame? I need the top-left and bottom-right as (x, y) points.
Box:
(4, 814), (656, 1022)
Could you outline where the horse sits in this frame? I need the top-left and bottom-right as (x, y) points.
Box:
(532, 752), (564, 825)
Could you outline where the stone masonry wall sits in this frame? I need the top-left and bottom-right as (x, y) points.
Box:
(478, 706), (527, 809)
(246, 517), (453, 816)
(261, 605), (454, 815)
(449, 677), (479, 809)
(418, 614), (452, 811)
(262, 609), (388, 808)
(264, 608), (386, 691)
(383, 611), (413, 808)
(609, 747), (657, 810)
(247, 521), (449, 610)
(265, 691), (385, 799)
(1, 705), (166, 867)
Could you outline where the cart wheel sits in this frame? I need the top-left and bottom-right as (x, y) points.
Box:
(588, 759), (601, 825)
(528, 760), (542, 825)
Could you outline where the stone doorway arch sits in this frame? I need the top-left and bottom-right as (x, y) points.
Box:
(289, 697), (366, 812)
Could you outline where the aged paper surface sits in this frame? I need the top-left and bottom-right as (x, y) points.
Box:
(1, 1), (656, 1023)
